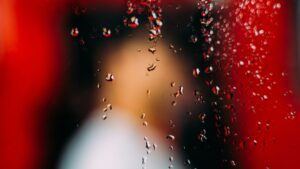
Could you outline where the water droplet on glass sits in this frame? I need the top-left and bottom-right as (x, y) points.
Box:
(142, 121), (148, 127)
(197, 129), (207, 142)
(149, 29), (159, 40)
(169, 120), (175, 128)
(239, 60), (245, 66)
(273, 3), (281, 9)
(149, 11), (157, 20)
(169, 44), (175, 49)
(171, 101), (177, 106)
(147, 63), (157, 71)
(155, 19), (163, 27)
(148, 47), (157, 54)
(102, 114), (108, 120)
(230, 160), (236, 167)
(253, 139), (258, 146)
(126, 1), (134, 14)
(170, 81), (176, 87)
(250, 43), (256, 51)
(204, 66), (214, 74)
(141, 113), (146, 119)
(266, 122), (270, 130)
(166, 134), (175, 140)
(142, 156), (147, 165)
(105, 73), (114, 81)
(286, 111), (296, 120)
(153, 143), (157, 150)
(176, 86), (183, 96)
(193, 68), (201, 77)
(102, 27), (112, 37)
(103, 107), (108, 112)
(262, 95), (268, 100)
(212, 85), (221, 95)
(198, 112), (206, 123)
(190, 35), (198, 43)
(107, 104), (112, 110)
(128, 16), (139, 28)
(185, 159), (191, 165)
(70, 27), (79, 37)
(259, 29), (265, 35)
(145, 141), (151, 149)
(224, 126), (231, 136)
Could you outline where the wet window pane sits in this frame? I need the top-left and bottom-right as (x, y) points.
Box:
(1, 1), (300, 169)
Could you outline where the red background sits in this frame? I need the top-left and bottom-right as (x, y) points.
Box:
(1, 0), (299, 169)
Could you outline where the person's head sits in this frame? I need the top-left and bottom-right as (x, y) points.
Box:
(97, 29), (201, 133)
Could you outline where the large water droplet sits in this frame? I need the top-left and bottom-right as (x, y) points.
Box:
(70, 27), (79, 37)
(105, 73), (114, 81)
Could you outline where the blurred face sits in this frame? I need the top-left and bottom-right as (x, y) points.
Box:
(97, 30), (201, 132)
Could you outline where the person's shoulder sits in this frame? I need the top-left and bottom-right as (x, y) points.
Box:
(58, 110), (185, 169)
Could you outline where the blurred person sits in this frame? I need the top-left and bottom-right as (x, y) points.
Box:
(58, 14), (208, 169)
(55, 2), (226, 169)
(0, 1), (228, 169)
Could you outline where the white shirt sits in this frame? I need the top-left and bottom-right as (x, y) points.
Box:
(58, 109), (185, 169)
